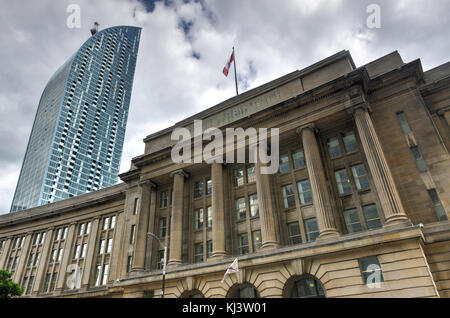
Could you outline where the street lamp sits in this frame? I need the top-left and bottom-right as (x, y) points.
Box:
(147, 232), (167, 298)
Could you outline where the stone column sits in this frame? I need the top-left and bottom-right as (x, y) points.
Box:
(32, 228), (53, 295)
(55, 223), (77, 292)
(13, 232), (33, 283)
(353, 105), (409, 225)
(211, 163), (227, 257)
(168, 170), (189, 266)
(254, 145), (280, 249)
(0, 237), (12, 269)
(81, 217), (100, 288)
(298, 124), (339, 239)
(133, 180), (157, 271)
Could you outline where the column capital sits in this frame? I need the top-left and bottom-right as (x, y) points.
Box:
(346, 102), (372, 116)
(296, 123), (318, 136)
(139, 179), (157, 189)
(170, 169), (190, 179)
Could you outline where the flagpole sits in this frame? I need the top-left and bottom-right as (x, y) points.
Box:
(233, 47), (239, 96)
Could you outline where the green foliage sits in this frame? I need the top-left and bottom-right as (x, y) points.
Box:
(0, 269), (23, 298)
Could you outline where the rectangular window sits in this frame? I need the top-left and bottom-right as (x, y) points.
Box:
(103, 217), (109, 231)
(236, 198), (246, 220)
(194, 181), (204, 198)
(252, 230), (262, 251)
(234, 168), (244, 187)
(130, 225), (136, 244)
(156, 251), (164, 270)
(110, 217), (116, 229)
(81, 244), (87, 258)
(50, 274), (57, 292)
(292, 150), (306, 170)
(363, 205), (383, 229)
(194, 208), (204, 231)
(352, 164), (370, 190)
(43, 273), (51, 293)
(133, 198), (139, 215)
(411, 147), (427, 173)
(359, 256), (384, 285)
(428, 190), (448, 221)
(107, 239), (113, 254)
(27, 277), (34, 295)
(33, 233), (40, 246)
(247, 164), (256, 183)
(238, 233), (249, 255)
(102, 264), (109, 285)
(94, 265), (102, 286)
(40, 233), (46, 244)
(207, 240), (213, 258)
(335, 169), (352, 195)
(74, 245), (80, 259)
(27, 253), (34, 267)
(328, 137), (342, 158)
(206, 178), (212, 195)
(127, 256), (133, 273)
(249, 194), (259, 217)
(288, 222), (302, 245)
(194, 243), (203, 263)
(160, 191), (169, 208)
(297, 180), (313, 205)
(343, 131), (358, 153)
(99, 240), (106, 255)
(159, 218), (167, 238)
(304, 218), (319, 242)
(397, 112), (411, 134)
(62, 227), (68, 240)
(34, 253), (40, 267)
(279, 154), (291, 174)
(282, 184), (296, 209)
(344, 209), (363, 233)
(207, 206), (212, 228)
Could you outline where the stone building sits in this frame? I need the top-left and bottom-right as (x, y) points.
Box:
(1, 50), (449, 298)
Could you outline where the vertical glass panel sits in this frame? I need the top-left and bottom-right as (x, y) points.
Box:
(335, 169), (352, 195)
(279, 154), (291, 174)
(249, 194), (259, 217)
(362, 204), (382, 229)
(328, 137), (342, 158)
(207, 206), (212, 228)
(239, 233), (249, 255)
(288, 222), (302, 245)
(234, 169), (244, 187)
(236, 198), (246, 220)
(343, 131), (358, 153)
(206, 178), (212, 195)
(246, 164), (256, 183)
(344, 209), (363, 233)
(194, 243), (203, 263)
(304, 218), (319, 242)
(282, 184), (296, 209)
(351, 164), (370, 190)
(252, 230), (262, 251)
(292, 150), (306, 170)
(194, 180), (204, 198)
(194, 208), (204, 230)
(297, 180), (313, 205)
(159, 218), (167, 237)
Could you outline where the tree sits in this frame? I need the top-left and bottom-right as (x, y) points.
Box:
(0, 269), (23, 298)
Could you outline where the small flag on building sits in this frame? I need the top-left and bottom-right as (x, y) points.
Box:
(222, 51), (235, 77)
(221, 258), (239, 283)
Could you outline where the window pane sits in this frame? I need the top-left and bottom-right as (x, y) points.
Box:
(351, 164), (370, 190)
(335, 169), (352, 195)
(252, 230), (262, 251)
(297, 180), (313, 205)
(343, 131), (358, 153)
(305, 218), (319, 242)
(207, 206), (212, 228)
(292, 150), (306, 170)
(234, 169), (244, 187)
(194, 181), (204, 198)
(194, 243), (203, 263)
(206, 178), (212, 195)
(288, 222), (302, 245)
(282, 185), (296, 209)
(236, 198), (246, 220)
(249, 194), (259, 217)
(344, 209), (363, 233)
(362, 205), (382, 229)
(194, 209), (204, 230)
(279, 155), (291, 174)
(328, 137), (342, 158)
(160, 191), (169, 208)
(159, 218), (167, 237)
(239, 234), (249, 255)
(247, 165), (256, 183)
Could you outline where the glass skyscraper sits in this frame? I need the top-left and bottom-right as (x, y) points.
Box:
(10, 26), (141, 212)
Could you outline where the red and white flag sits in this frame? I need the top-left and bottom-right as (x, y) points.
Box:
(222, 51), (235, 77)
(221, 258), (239, 283)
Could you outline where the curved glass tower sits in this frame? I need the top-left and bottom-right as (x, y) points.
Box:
(10, 26), (141, 212)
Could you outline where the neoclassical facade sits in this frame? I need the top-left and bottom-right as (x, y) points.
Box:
(1, 50), (449, 298)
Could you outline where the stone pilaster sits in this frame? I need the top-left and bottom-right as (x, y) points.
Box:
(168, 170), (189, 267)
(133, 180), (157, 271)
(211, 163), (227, 257)
(81, 217), (100, 288)
(298, 124), (340, 240)
(32, 228), (53, 295)
(12, 232), (33, 283)
(55, 223), (77, 292)
(352, 104), (410, 225)
(254, 145), (280, 249)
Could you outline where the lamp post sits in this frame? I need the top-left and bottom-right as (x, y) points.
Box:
(147, 232), (167, 298)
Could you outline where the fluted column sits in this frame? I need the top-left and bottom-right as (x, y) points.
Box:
(353, 105), (409, 225)
(13, 232), (32, 283)
(55, 223), (77, 292)
(0, 237), (12, 269)
(81, 217), (100, 288)
(254, 145), (280, 249)
(133, 180), (157, 271)
(32, 228), (53, 295)
(298, 124), (339, 239)
(211, 163), (227, 257)
(168, 170), (189, 266)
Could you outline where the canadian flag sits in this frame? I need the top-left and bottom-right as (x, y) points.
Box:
(221, 258), (239, 283)
(222, 51), (235, 77)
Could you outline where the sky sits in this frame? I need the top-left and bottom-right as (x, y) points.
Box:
(0, 0), (449, 214)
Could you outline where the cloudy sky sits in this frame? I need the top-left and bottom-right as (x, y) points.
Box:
(0, 0), (449, 214)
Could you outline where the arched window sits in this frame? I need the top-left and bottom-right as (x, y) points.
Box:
(180, 290), (204, 298)
(227, 283), (260, 298)
(284, 275), (325, 298)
